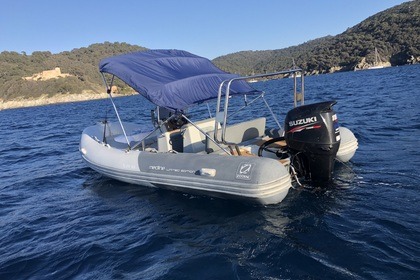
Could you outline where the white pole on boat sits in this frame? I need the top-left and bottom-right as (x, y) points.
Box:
(100, 73), (131, 150)
(292, 70), (304, 107)
(214, 69), (304, 144)
(213, 79), (229, 144)
(221, 79), (234, 143)
(261, 94), (283, 130)
(301, 73), (305, 105)
(131, 113), (178, 151)
(293, 74), (298, 107)
(206, 103), (213, 118)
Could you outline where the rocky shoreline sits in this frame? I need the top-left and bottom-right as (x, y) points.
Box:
(0, 92), (134, 110)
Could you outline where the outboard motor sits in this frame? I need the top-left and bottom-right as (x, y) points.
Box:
(284, 101), (340, 183)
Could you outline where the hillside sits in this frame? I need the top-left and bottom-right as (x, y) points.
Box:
(0, 42), (146, 104)
(213, 0), (420, 75)
(0, 1), (418, 108)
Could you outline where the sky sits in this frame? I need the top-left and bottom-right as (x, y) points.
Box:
(0, 0), (410, 59)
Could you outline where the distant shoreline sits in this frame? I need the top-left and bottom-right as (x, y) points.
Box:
(0, 92), (134, 110)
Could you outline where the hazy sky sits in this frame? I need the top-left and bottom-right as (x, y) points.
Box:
(1, 0), (409, 59)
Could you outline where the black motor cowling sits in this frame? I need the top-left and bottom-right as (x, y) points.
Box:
(284, 101), (340, 183)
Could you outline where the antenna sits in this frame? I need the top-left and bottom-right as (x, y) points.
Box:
(102, 108), (110, 144)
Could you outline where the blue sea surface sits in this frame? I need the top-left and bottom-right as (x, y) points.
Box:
(0, 65), (419, 279)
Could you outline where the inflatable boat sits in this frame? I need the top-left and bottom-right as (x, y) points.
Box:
(80, 49), (358, 205)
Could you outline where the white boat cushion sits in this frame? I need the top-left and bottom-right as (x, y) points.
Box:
(182, 118), (218, 153)
(206, 117), (266, 153)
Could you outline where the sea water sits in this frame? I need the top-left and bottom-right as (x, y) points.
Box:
(0, 65), (419, 279)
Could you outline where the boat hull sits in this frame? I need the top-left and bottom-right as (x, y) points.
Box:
(80, 125), (291, 205)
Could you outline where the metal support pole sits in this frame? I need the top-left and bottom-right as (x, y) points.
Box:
(101, 73), (131, 150)
(262, 95), (283, 130)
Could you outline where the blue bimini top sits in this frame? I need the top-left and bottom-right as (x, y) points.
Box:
(99, 49), (260, 111)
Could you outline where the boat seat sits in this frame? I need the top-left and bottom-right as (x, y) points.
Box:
(157, 129), (184, 152)
(182, 118), (218, 153)
(205, 117), (266, 154)
(114, 131), (153, 144)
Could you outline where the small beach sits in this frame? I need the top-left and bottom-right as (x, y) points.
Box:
(0, 92), (134, 110)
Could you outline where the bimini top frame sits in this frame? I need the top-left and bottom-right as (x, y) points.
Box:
(214, 69), (304, 146)
(100, 73), (132, 149)
(99, 72), (233, 154)
(98, 50), (304, 153)
(100, 68), (304, 153)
